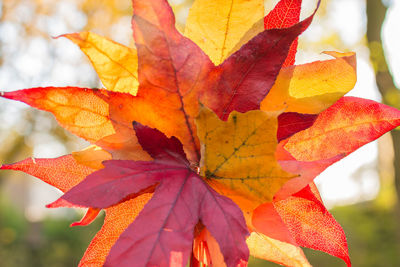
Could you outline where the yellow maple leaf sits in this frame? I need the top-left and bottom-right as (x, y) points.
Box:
(196, 107), (295, 204)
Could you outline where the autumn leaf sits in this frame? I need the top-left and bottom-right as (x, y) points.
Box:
(277, 112), (317, 142)
(185, 0), (264, 65)
(104, 170), (247, 267)
(274, 97), (400, 199)
(253, 184), (351, 266)
(3, 0), (400, 266)
(196, 107), (295, 206)
(272, 97), (400, 199)
(1, 87), (151, 160)
(247, 232), (311, 267)
(2, 88), (114, 144)
(53, 122), (249, 266)
(79, 194), (152, 266)
(261, 52), (357, 114)
(61, 31), (139, 95)
(0, 152), (103, 227)
(1, 155), (95, 192)
(285, 97), (400, 161)
(129, 0), (215, 163)
(264, 0), (302, 67)
(200, 4), (318, 120)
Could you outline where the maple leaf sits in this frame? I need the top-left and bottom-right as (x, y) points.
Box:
(2, 0), (400, 266)
(196, 107), (295, 206)
(51, 122), (249, 266)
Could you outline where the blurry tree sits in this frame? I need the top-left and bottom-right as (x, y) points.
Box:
(366, 0), (400, 259)
(366, 0), (400, 201)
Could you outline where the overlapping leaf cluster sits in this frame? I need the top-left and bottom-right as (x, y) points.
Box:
(2, 0), (400, 266)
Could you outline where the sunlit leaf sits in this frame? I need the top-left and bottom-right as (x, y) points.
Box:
(130, 0), (214, 163)
(1, 87), (151, 160)
(201, 10), (318, 120)
(2, 0), (399, 266)
(285, 97), (400, 161)
(62, 32), (139, 95)
(196, 107), (295, 204)
(79, 194), (152, 267)
(261, 52), (357, 114)
(58, 121), (249, 266)
(247, 232), (311, 267)
(1, 155), (94, 192)
(185, 0), (264, 65)
(253, 185), (351, 266)
(264, 0), (303, 67)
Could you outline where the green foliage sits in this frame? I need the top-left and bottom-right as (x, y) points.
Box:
(0, 198), (103, 267)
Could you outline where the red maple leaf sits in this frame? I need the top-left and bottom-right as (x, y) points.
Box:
(49, 121), (250, 266)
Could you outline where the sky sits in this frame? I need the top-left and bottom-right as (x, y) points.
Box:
(0, 0), (400, 220)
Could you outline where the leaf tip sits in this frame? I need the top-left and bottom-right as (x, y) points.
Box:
(70, 221), (82, 227)
(70, 208), (101, 227)
(46, 198), (75, 209)
(51, 35), (62, 40)
(0, 90), (19, 100)
(0, 163), (14, 170)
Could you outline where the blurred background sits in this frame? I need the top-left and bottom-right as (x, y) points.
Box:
(0, 0), (399, 266)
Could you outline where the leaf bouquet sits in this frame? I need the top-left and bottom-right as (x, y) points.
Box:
(2, 0), (399, 266)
